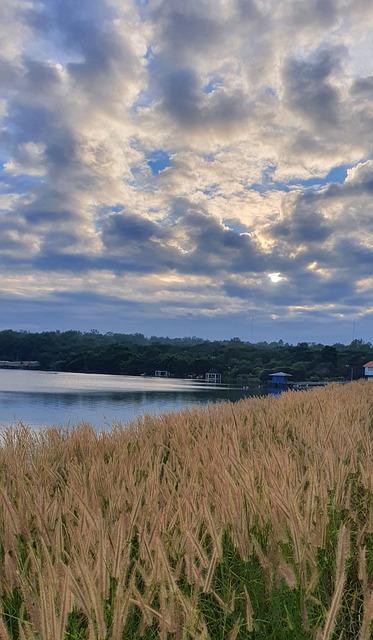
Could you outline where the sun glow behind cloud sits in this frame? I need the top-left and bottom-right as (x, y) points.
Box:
(268, 273), (285, 284)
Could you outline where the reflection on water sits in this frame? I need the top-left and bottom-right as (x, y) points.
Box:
(0, 370), (265, 430)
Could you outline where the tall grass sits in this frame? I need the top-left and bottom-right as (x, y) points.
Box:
(1, 381), (373, 638)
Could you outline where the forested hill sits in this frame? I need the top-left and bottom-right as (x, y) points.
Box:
(0, 330), (371, 383)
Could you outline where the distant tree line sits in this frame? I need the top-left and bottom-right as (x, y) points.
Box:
(0, 329), (371, 383)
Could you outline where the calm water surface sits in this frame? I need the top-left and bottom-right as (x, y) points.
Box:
(0, 369), (263, 430)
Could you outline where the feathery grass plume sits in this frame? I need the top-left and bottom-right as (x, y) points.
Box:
(57, 565), (71, 640)
(319, 523), (350, 639)
(203, 548), (218, 593)
(360, 585), (373, 640)
(227, 619), (240, 640)
(243, 584), (254, 632)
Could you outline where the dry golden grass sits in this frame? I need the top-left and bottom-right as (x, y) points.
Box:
(1, 381), (373, 638)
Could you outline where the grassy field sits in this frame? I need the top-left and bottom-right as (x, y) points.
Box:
(1, 381), (373, 639)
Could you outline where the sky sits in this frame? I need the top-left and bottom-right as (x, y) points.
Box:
(1, 0), (373, 344)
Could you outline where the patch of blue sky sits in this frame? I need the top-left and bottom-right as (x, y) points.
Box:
(92, 205), (124, 225)
(144, 46), (157, 72)
(1, 174), (40, 194)
(147, 150), (171, 176)
(0, 178), (10, 194)
(325, 164), (350, 183)
(249, 165), (285, 194)
(202, 183), (219, 195)
(203, 78), (221, 94)
(249, 163), (351, 194)
(134, 0), (150, 11)
(224, 218), (252, 234)
(0, 161), (9, 184)
(144, 45), (153, 60)
(132, 89), (153, 112)
(128, 165), (156, 192)
(262, 86), (276, 97)
(128, 165), (146, 189)
(285, 164), (351, 190)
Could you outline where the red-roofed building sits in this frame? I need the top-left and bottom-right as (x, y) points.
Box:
(363, 361), (373, 379)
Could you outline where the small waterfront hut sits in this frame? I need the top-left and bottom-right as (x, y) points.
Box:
(155, 370), (170, 377)
(268, 371), (292, 387)
(205, 368), (221, 383)
(363, 361), (373, 380)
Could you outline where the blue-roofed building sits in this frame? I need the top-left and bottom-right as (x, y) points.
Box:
(268, 371), (292, 387)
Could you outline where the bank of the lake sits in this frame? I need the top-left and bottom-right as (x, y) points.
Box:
(0, 369), (264, 429)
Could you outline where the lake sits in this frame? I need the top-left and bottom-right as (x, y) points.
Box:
(0, 369), (264, 430)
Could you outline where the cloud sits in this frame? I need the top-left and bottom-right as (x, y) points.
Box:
(2, 0), (373, 342)
(282, 47), (343, 128)
(270, 208), (332, 245)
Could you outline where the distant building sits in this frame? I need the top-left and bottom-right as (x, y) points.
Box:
(0, 360), (40, 369)
(205, 369), (221, 383)
(21, 361), (40, 369)
(363, 361), (373, 380)
(0, 361), (20, 369)
(155, 370), (170, 377)
(268, 371), (292, 386)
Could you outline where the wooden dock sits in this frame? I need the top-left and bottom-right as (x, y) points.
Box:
(292, 381), (330, 390)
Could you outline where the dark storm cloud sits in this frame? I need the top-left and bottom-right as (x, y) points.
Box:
(32, 252), (95, 272)
(236, 0), (265, 23)
(4, 101), (80, 184)
(287, 0), (337, 28)
(150, 4), (221, 57)
(22, 180), (372, 291)
(0, 215), (32, 256)
(270, 156), (373, 221)
(22, 58), (61, 92)
(158, 67), (251, 129)
(269, 208), (332, 245)
(26, 0), (116, 52)
(149, 1), (252, 129)
(170, 198), (267, 274)
(19, 184), (78, 225)
(0, 55), (73, 178)
(66, 22), (131, 88)
(98, 200), (268, 276)
(282, 47), (343, 126)
(0, 54), (62, 106)
(102, 211), (170, 246)
(28, 0), (139, 103)
(351, 75), (373, 95)
(223, 266), (357, 310)
(100, 211), (178, 272)
(160, 69), (201, 125)
(0, 57), (18, 88)
(330, 237), (373, 275)
(7, 104), (55, 143)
